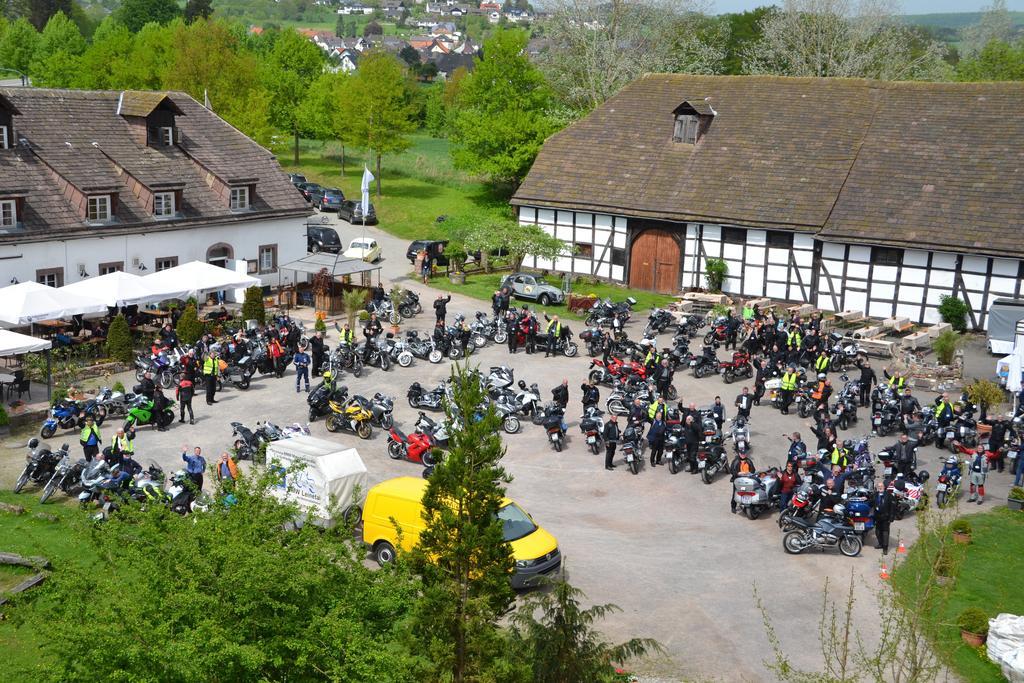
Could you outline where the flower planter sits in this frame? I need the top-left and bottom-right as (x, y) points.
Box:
(449, 272), (466, 285)
(961, 630), (986, 647)
(1008, 497), (1024, 512)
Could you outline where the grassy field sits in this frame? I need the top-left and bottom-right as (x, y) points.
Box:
(280, 135), (507, 243)
(0, 491), (98, 680)
(893, 507), (1024, 682)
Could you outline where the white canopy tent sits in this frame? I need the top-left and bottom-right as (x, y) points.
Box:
(0, 329), (53, 400)
(0, 281), (109, 327)
(60, 271), (190, 308)
(144, 260), (261, 297)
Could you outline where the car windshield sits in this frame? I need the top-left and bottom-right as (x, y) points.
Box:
(351, 240), (371, 249)
(291, 174), (307, 183)
(496, 502), (537, 543)
(324, 190), (343, 199)
(534, 276), (550, 285)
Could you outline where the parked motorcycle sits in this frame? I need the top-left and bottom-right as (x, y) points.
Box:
(621, 422), (644, 475)
(95, 386), (130, 417)
(351, 393), (395, 429)
(123, 393), (175, 431)
(690, 342), (720, 379)
(415, 411), (453, 448)
(585, 296), (636, 328)
(13, 439), (65, 494)
(357, 338), (392, 371)
(644, 308), (675, 337)
(387, 426), (437, 466)
(324, 395), (373, 439)
(579, 406), (604, 455)
(408, 381), (446, 411)
(39, 446), (86, 504)
(40, 399), (84, 439)
(542, 403), (567, 452)
(535, 325), (579, 357)
(719, 350), (753, 384)
(782, 506), (863, 557)
(732, 468), (781, 519)
(934, 468), (962, 509)
(778, 484), (821, 531)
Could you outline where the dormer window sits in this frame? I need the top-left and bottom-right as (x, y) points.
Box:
(673, 115), (698, 144)
(87, 195), (111, 222)
(0, 125), (8, 149)
(154, 192), (175, 217)
(160, 127), (174, 146)
(671, 99), (715, 145)
(0, 199), (15, 227)
(229, 186), (249, 210)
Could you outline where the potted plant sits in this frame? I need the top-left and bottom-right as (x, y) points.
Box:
(950, 518), (972, 544)
(1008, 487), (1024, 512)
(957, 607), (989, 647)
(934, 550), (955, 586)
(447, 247), (467, 285)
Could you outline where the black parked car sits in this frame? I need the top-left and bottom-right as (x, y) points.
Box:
(407, 239), (449, 266)
(297, 182), (323, 203)
(337, 199), (377, 225)
(288, 173), (307, 187)
(307, 226), (342, 254)
(310, 187), (345, 212)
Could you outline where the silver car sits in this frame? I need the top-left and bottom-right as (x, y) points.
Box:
(501, 273), (565, 306)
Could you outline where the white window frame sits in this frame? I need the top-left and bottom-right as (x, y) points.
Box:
(0, 125), (8, 149)
(0, 199), (15, 227)
(160, 127), (174, 146)
(87, 195), (111, 222)
(153, 192), (175, 218)
(229, 187), (249, 210)
(258, 244), (277, 274)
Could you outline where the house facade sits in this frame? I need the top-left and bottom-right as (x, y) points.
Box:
(0, 88), (310, 290)
(512, 75), (1024, 329)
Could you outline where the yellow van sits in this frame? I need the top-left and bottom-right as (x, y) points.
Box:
(362, 476), (561, 589)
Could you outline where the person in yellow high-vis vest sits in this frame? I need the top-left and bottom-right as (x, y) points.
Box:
(780, 366), (799, 415)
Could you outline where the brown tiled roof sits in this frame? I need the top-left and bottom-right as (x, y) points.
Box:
(0, 88), (309, 243)
(512, 75), (1024, 257)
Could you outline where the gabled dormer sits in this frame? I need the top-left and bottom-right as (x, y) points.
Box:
(0, 93), (21, 150)
(672, 99), (715, 145)
(116, 91), (186, 149)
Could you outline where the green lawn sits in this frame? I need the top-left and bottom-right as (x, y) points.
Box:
(0, 491), (97, 681)
(893, 507), (1024, 682)
(280, 135), (507, 243)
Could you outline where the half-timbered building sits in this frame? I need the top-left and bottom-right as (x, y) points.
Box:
(511, 75), (1024, 329)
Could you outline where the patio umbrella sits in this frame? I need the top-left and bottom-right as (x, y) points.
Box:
(0, 329), (54, 401)
(60, 271), (189, 308)
(0, 281), (109, 326)
(144, 260), (260, 296)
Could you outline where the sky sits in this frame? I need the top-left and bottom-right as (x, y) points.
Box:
(712, 0), (1024, 13)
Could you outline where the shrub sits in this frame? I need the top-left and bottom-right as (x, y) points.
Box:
(704, 258), (728, 293)
(241, 286), (266, 325)
(104, 314), (134, 364)
(950, 518), (972, 535)
(933, 330), (962, 366)
(0, 404), (9, 427)
(1009, 487), (1024, 501)
(50, 387), (68, 407)
(112, 381), (126, 394)
(938, 295), (969, 332)
(175, 304), (204, 346)
(957, 607), (989, 636)
(314, 317), (327, 334)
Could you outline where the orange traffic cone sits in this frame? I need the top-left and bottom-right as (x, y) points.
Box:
(897, 541), (907, 554)
(879, 564), (890, 580)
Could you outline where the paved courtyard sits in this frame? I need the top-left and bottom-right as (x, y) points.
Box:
(1, 215), (1014, 680)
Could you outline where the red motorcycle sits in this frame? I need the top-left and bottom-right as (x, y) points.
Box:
(588, 356), (648, 386)
(387, 426), (438, 466)
(718, 351), (753, 384)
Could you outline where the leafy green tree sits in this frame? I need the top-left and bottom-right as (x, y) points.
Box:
(27, 0), (71, 30)
(183, 0), (212, 24)
(424, 80), (448, 136)
(29, 10), (84, 86)
(407, 365), (516, 683)
(116, 0), (180, 33)
(19, 471), (420, 681)
(73, 16), (132, 89)
(0, 17), (39, 76)
(450, 29), (557, 189)
(114, 20), (174, 89)
(957, 38), (1024, 81)
(509, 575), (661, 683)
(335, 12), (344, 37)
(398, 43), (419, 68)
(720, 6), (771, 75)
(264, 28), (323, 163)
(297, 71), (351, 170)
(104, 313), (134, 364)
(175, 302), (204, 345)
(938, 294), (970, 332)
(363, 19), (382, 36)
(340, 50), (416, 195)
(241, 285), (266, 324)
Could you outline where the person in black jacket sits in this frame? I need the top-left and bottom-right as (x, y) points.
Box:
(138, 372), (156, 401)
(433, 294), (451, 324)
(729, 452), (757, 512)
(985, 414), (1014, 472)
(580, 380), (599, 410)
(752, 359), (768, 406)
(735, 386), (754, 419)
(653, 359), (674, 399)
(603, 415), (620, 470)
(551, 379), (569, 410)
(857, 360), (877, 407)
(683, 414), (701, 473)
(505, 311), (519, 354)
(818, 478), (844, 514)
(872, 480), (895, 554)
(309, 331), (326, 376)
(363, 313), (383, 362)
(889, 433), (917, 477)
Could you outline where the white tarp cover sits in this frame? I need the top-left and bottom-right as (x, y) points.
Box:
(144, 260), (260, 296)
(988, 613), (1024, 682)
(60, 271), (190, 307)
(266, 435), (367, 522)
(0, 281), (109, 326)
(988, 299), (1024, 349)
(0, 329), (52, 356)
(1007, 321), (1024, 394)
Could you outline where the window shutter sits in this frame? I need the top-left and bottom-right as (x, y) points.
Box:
(175, 128), (182, 144)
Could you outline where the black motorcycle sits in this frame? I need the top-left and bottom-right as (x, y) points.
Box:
(351, 393), (395, 429)
(221, 354), (254, 390)
(643, 308), (675, 337)
(534, 326), (579, 358)
(307, 380), (344, 422)
(585, 296), (636, 328)
(14, 439), (66, 494)
(408, 381), (446, 411)
(358, 338), (392, 371)
(689, 342), (720, 379)
(39, 447), (85, 504)
(542, 404), (567, 452)
(782, 507), (863, 557)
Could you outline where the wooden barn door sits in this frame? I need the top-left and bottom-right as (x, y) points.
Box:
(629, 229), (680, 293)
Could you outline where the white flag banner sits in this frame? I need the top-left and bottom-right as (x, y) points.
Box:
(360, 165), (374, 218)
